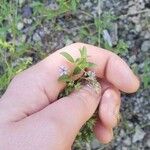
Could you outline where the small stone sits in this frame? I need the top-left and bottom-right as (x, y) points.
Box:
(105, 0), (114, 8)
(38, 29), (45, 38)
(85, 143), (91, 150)
(135, 24), (142, 32)
(44, 27), (50, 34)
(103, 30), (112, 47)
(147, 113), (150, 121)
(141, 40), (150, 52)
(144, 133), (150, 147)
(18, 0), (25, 6)
(139, 63), (144, 69)
(122, 147), (128, 150)
(132, 16), (140, 24)
(132, 125), (146, 143)
(124, 137), (131, 146)
(120, 129), (125, 137)
(48, 2), (59, 10)
(110, 23), (118, 45)
(129, 55), (136, 64)
(23, 18), (32, 24)
(65, 39), (73, 46)
(128, 5), (137, 14)
(144, 31), (150, 39)
(138, 0), (145, 9)
(20, 34), (26, 43)
(17, 22), (24, 30)
(84, 1), (92, 8)
(91, 139), (100, 149)
(22, 6), (32, 18)
(128, 1), (134, 6)
(128, 121), (134, 128)
(33, 33), (41, 42)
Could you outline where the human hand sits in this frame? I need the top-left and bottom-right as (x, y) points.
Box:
(0, 43), (139, 150)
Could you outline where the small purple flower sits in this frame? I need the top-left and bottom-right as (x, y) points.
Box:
(59, 65), (68, 76)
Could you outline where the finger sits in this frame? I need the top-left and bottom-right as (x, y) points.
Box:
(41, 43), (139, 99)
(94, 120), (113, 144)
(31, 84), (101, 143)
(99, 87), (121, 128)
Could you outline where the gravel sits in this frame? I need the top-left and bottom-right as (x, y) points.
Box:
(141, 40), (150, 52)
(18, 0), (25, 6)
(110, 23), (118, 46)
(17, 22), (24, 30)
(132, 125), (146, 143)
(33, 32), (41, 42)
(124, 137), (131, 146)
(22, 6), (33, 18)
(23, 18), (33, 24)
(20, 34), (26, 43)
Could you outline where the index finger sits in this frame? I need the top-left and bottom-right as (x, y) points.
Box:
(40, 43), (139, 97)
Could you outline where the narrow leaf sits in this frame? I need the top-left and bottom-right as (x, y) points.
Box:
(75, 58), (80, 63)
(60, 52), (74, 63)
(76, 58), (84, 65)
(58, 74), (70, 82)
(79, 47), (87, 58)
(79, 63), (88, 70)
(86, 62), (96, 68)
(73, 66), (82, 75)
(75, 82), (81, 90)
(71, 0), (77, 12)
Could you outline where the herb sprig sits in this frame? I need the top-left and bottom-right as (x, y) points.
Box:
(58, 47), (100, 142)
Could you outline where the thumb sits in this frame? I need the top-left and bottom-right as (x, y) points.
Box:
(37, 84), (101, 144)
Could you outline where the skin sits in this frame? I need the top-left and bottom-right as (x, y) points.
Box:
(0, 43), (140, 150)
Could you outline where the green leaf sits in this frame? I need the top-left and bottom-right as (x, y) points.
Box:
(60, 52), (74, 63)
(79, 28), (89, 37)
(75, 82), (81, 90)
(73, 66), (82, 75)
(71, 0), (77, 12)
(76, 58), (85, 66)
(75, 58), (80, 63)
(58, 74), (70, 82)
(143, 75), (150, 88)
(86, 62), (96, 68)
(79, 47), (87, 58)
(79, 62), (88, 70)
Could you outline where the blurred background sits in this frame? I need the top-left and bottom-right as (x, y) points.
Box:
(0, 0), (149, 149)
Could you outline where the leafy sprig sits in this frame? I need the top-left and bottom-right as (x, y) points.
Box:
(58, 47), (100, 142)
